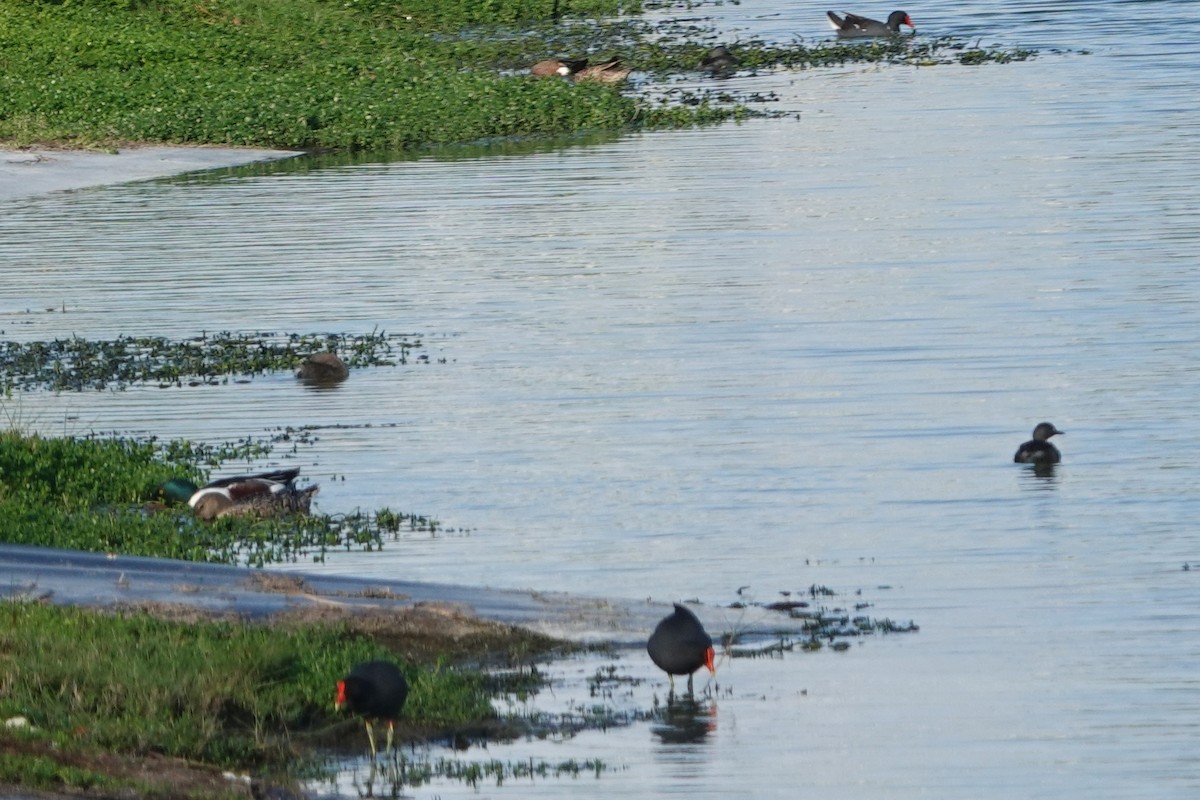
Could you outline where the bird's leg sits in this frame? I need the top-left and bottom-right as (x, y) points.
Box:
(365, 719), (378, 758)
(385, 719), (395, 755)
(687, 672), (694, 696)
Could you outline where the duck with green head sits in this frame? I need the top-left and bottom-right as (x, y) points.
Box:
(159, 467), (319, 521)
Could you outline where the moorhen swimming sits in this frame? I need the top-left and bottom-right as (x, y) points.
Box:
(826, 10), (915, 38)
(335, 660), (409, 757)
(647, 604), (717, 694)
(1013, 421), (1064, 465)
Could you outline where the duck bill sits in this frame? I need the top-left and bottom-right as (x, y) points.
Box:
(705, 646), (716, 674)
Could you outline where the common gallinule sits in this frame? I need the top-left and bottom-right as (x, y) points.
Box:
(335, 660), (409, 757)
(647, 604), (717, 694)
(1013, 422), (1064, 465)
(158, 468), (320, 521)
(826, 10), (915, 38)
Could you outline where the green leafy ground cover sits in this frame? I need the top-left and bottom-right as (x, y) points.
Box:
(0, 428), (434, 565)
(0, 599), (544, 798)
(0, 426), (564, 797)
(0, 0), (1033, 151)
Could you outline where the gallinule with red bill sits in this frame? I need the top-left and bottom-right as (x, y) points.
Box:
(826, 10), (915, 38)
(1013, 421), (1064, 465)
(335, 660), (409, 757)
(647, 604), (717, 694)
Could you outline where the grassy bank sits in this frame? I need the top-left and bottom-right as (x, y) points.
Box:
(0, 427), (430, 565)
(0, 599), (558, 798)
(0, 0), (1032, 151)
(0, 426), (563, 797)
(0, 0), (657, 149)
(0, 329), (443, 565)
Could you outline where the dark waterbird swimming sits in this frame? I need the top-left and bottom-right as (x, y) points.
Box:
(335, 660), (409, 757)
(296, 351), (349, 385)
(1013, 421), (1064, 465)
(647, 604), (716, 695)
(700, 45), (740, 76)
(827, 10), (915, 38)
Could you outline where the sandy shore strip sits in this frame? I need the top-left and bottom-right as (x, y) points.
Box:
(0, 145), (301, 202)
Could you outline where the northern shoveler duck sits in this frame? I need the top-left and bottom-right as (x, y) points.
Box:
(826, 10), (915, 37)
(1013, 422), (1064, 465)
(159, 468), (319, 521)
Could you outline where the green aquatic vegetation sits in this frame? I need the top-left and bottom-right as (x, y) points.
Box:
(0, 330), (419, 393)
(0, 431), (204, 509)
(0, 430), (436, 565)
(0, 601), (494, 780)
(0, 0), (1036, 151)
(0, 0), (646, 149)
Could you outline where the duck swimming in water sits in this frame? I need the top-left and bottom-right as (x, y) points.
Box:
(1013, 422), (1064, 465)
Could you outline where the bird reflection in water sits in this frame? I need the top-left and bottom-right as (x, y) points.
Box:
(1018, 461), (1060, 485)
(651, 694), (717, 744)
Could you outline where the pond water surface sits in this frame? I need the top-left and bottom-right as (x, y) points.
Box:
(3, 1), (1200, 797)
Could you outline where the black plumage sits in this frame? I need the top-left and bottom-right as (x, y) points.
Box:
(647, 604), (716, 694)
(336, 660), (409, 756)
(1014, 422), (1064, 465)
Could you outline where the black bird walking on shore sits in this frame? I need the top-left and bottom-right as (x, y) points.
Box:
(647, 604), (717, 695)
(335, 660), (409, 757)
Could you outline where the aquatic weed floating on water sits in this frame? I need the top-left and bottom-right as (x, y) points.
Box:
(0, 331), (425, 392)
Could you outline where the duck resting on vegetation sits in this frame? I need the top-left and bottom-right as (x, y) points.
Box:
(530, 57), (630, 83)
(529, 57), (589, 78)
(826, 10), (915, 38)
(159, 467), (319, 521)
(1013, 422), (1064, 465)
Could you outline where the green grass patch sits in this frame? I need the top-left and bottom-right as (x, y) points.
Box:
(0, 426), (437, 565)
(0, 600), (501, 796)
(0, 0), (1035, 151)
(0, 330), (449, 565)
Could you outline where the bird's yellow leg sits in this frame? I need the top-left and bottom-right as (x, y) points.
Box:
(385, 720), (395, 755)
(365, 720), (378, 758)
